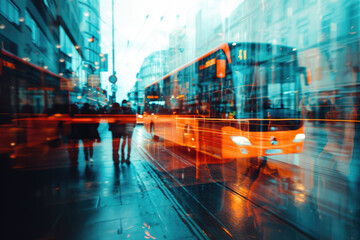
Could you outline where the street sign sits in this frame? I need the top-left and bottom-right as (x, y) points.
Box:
(111, 84), (118, 92)
(109, 75), (117, 84)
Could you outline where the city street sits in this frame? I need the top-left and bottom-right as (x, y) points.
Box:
(2, 123), (359, 239)
(1, 1), (359, 239)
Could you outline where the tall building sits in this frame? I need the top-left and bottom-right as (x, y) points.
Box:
(77, 0), (106, 106)
(78, 0), (101, 75)
(57, 0), (87, 102)
(0, 0), (63, 73)
(0, 0), (106, 105)
(195, 0), (224, 57)
(168, 15), (187, 71)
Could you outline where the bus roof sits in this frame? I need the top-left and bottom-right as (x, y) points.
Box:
(145, 42), (231, 89)
(144, 42), (296, 89)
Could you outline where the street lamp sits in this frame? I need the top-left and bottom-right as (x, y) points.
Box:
(88, 36), (95, 43)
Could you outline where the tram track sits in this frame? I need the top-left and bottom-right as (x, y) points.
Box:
(135, 126), (316, 239)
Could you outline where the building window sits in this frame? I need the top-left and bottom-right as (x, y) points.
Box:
(0, 0), (20, 25)
(43, 0), (49, 7)
(25, 11), (40, 45)
(348, 3), (359, 35)
(321, 16), (331, 42)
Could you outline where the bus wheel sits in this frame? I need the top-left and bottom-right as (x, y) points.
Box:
(150, 123), (158, 140)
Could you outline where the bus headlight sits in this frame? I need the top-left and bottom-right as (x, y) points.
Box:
(137, 115), (143, 119)
(293, 133), (305, 142)
(231, 136), (252, 146)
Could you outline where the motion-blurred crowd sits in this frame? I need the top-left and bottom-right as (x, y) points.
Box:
(37, 100), (137, 166)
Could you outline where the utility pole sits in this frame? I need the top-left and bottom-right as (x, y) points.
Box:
(111, 0), (116, 103)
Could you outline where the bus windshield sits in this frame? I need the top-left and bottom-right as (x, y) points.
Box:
(232, 58), (303, 131)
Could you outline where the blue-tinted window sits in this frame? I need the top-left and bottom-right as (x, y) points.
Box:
(25, 10), (40, 45)
(0, 0), (20, 25)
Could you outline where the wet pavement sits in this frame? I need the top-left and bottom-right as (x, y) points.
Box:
(138, 121), (360, 240)
(2, 123), (360, 239)
(1, 124), (204, 240)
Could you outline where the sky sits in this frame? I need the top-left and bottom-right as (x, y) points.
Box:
(99, 0), (201, 101)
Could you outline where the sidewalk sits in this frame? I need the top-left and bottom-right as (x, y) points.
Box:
(2, 126), (204, 240)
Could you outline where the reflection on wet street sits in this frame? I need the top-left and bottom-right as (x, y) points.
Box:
(2, 122), (359, 239)
(138, 122), (360, 240)
(1, 125), (201, 240)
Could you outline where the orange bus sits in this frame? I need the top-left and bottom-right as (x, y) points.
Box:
(0, 49), (72, 156)
(143, 42), (308, 161)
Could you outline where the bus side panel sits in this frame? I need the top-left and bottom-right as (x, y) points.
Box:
(196, 118), (227, 162)
(143, 113), (150, 133)
(174, 116), (197, 149)
(154, 114), (169, 139)
(0, 66), (15, 155)
(0, 124), (17, 155)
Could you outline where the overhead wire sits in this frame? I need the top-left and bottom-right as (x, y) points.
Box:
(119, 0), (177, 65)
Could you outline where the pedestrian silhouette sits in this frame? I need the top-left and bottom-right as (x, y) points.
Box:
(78, 103), (100, 164)
(108, 102), (123, 164)
(68, 104), (81, 165)
(120, 100), (136, 164)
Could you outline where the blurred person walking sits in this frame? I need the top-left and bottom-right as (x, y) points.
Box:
(120, 100), (136, 164)
(68, 104), (81, 165)
(79, 103), (100, 164)
(108, 103), (123, 164)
